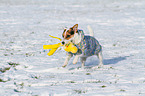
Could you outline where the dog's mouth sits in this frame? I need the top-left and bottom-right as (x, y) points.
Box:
(61, 41), (65, 45)
(61, 38), (74, 45)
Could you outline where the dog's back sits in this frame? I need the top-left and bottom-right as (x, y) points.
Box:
(76, 30), (102, 56)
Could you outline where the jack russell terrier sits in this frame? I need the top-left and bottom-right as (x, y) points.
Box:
(62, 24), (103, 68)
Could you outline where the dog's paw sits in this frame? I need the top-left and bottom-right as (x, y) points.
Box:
(98, 64), (104, 68)
(97, 63), (104, 67)
(73, 61), (77, 64)
(62, 65), (67, 68)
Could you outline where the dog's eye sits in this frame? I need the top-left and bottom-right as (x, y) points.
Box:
(70, 31), (74, 35)
(67, 35), (70, 37)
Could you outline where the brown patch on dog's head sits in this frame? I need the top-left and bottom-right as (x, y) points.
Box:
(62, 24), (78, 40)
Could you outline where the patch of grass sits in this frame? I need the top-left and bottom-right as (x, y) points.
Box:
(120, 89), (126, 92)
(101, 85), (107, 88)
(0, 48), (4, 50)
(14, 89), (21, 93)
(31, 32), (35, 34)
(66, 81), (75, 83)
(50, 83), (57, 86)
(10, 41), (14, 43)
(14, 82), (25, 92)
(31, 75), (40, 79)
(8, 62), (20, 67)
(0, 78), (7, 82)
(73, 89), (87, 94)
(0, 67), (11, 73)
(25, 53), (34, 57)
(32, 76), (39, 79)
(4, 54), (8, 56)
(86, 80), (102, 83)
(109, 67), (114, 69)
(0, 62), (20, 74)
(24, 66), (28, 68)
(86, 73), (91, 75)
(19, 82), (24, 87)
(113, 44), (117, 46)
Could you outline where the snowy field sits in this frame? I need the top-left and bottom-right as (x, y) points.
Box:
(0, 0), (145, 96)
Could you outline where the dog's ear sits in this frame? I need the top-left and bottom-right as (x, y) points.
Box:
(72, 24), (78, 32)
(62, 28), (67, 38)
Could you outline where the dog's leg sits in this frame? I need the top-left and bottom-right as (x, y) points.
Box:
(97, 51), (103, 67)
(73, 55), (79, 64)
(80, 57), (87, 68)
(62, 54), (73, 67)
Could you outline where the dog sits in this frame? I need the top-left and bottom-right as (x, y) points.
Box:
(62, 24), (103, 68)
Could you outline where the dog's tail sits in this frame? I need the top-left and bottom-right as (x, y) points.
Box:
(87, 25), (94, 37)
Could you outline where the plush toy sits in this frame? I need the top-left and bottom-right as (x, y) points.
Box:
(43, 35), (78, 56)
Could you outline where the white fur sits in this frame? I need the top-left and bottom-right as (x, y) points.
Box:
(72, 32), (82, 44)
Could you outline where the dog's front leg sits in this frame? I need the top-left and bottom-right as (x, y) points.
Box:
(73, 55), (79, 64)
(62, 54), (73, 67)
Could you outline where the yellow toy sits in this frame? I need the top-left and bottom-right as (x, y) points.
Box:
(43, 35), (78, 56)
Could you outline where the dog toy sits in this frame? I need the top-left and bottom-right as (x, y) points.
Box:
(43, 35), (78, 56)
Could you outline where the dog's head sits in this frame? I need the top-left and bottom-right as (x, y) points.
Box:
(62, 24), (82, 45)
(62, 24), (78, 40)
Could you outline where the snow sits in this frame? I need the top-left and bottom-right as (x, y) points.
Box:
(0, 0), (145, 96)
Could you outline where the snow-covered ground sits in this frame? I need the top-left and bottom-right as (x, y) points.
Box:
(0, 0), (145, 96)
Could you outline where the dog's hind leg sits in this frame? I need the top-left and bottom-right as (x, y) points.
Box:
(62, 54), (73, 67)
(80, 57), (87, 68)
(97, 51), (103, 67)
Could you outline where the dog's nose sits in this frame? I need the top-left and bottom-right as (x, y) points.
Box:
(62, 41), (65, 45)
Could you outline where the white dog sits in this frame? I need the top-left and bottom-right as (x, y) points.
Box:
(62, 24), (103, 68)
